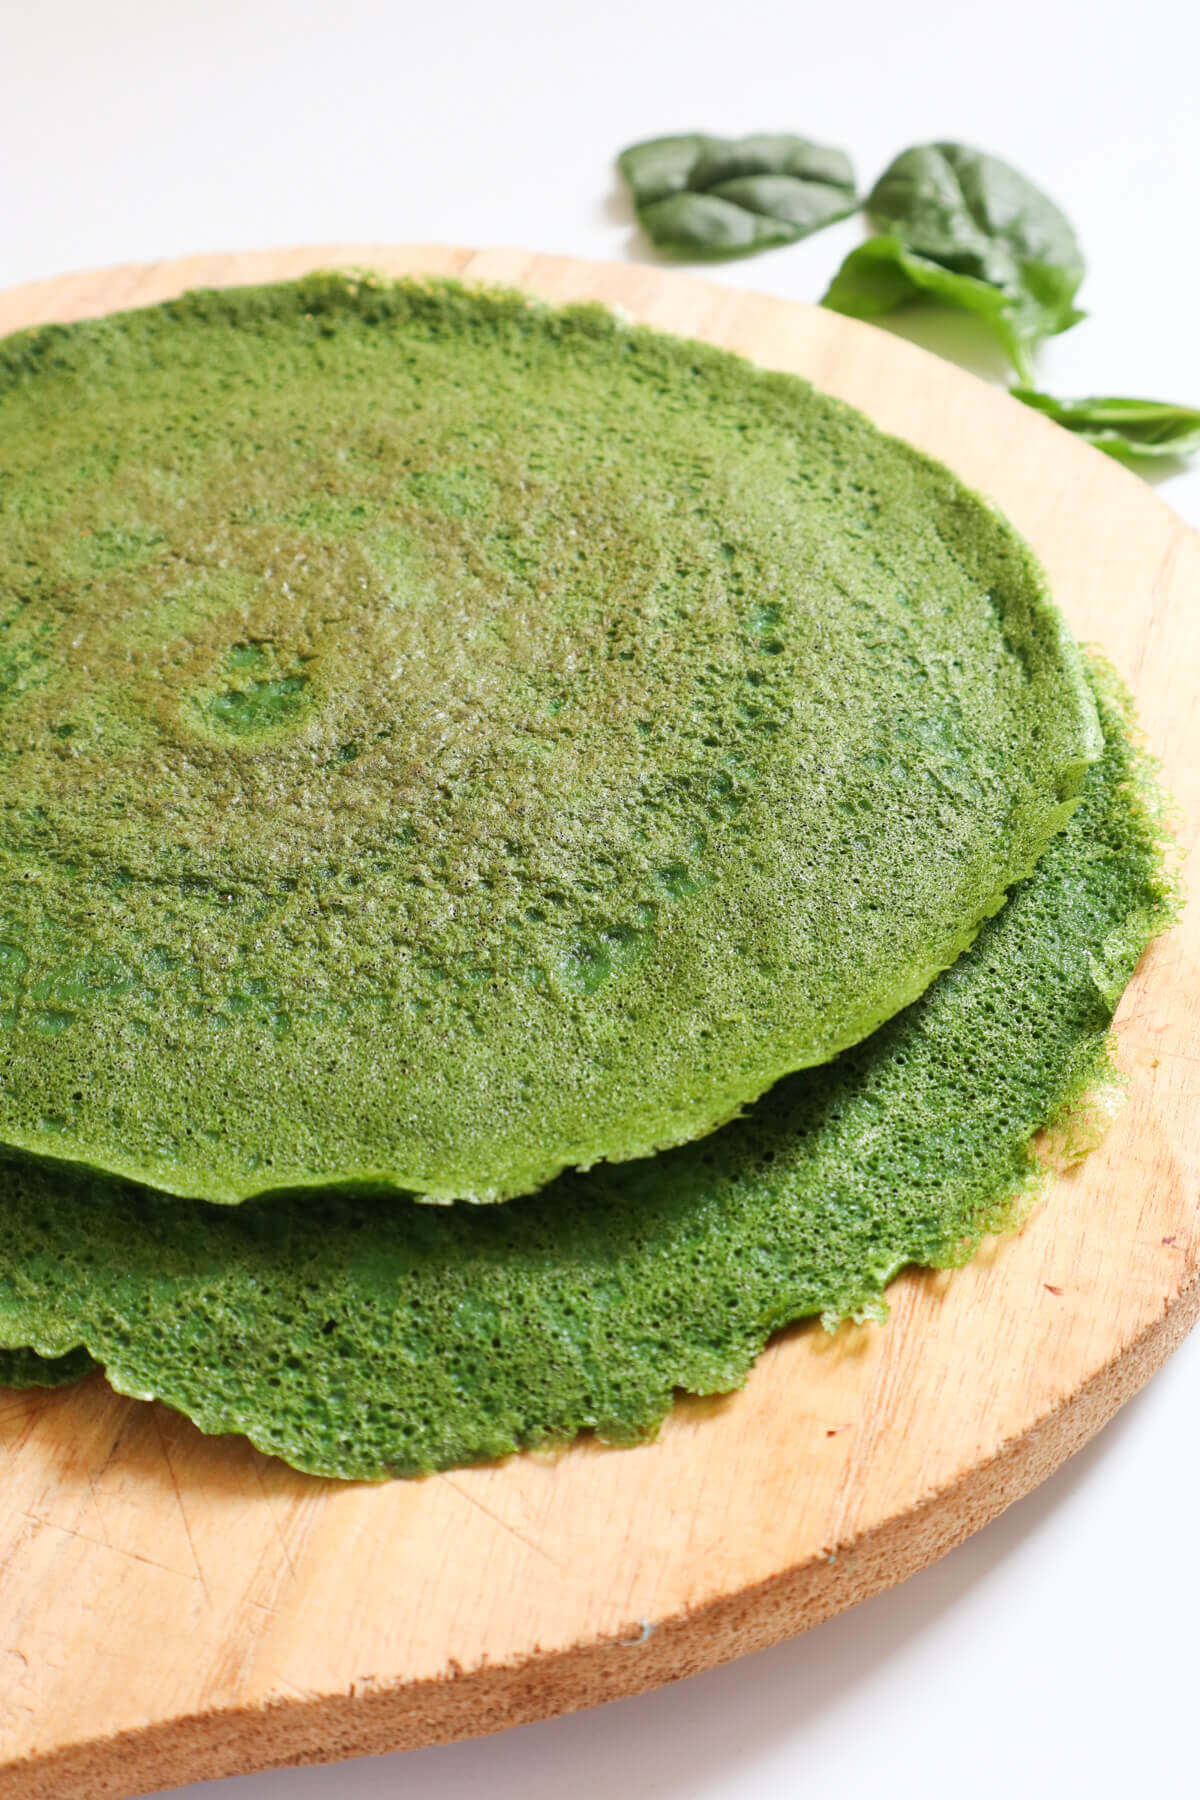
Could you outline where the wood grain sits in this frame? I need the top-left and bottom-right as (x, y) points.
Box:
(0, 247), (1197, 1800)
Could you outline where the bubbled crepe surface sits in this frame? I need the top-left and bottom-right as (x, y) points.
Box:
(0, 276), (1099, 1205)
(0, 669), (1173, 1480)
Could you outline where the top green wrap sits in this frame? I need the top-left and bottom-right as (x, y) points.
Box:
(0, 275), (1099, 1203)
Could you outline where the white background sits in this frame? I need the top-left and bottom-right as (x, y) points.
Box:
(3, 2), (1199, 1795)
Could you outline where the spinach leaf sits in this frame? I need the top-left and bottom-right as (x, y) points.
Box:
(618, 133), (857, 260)
(1011, 390), (1200, 462)
(822, 142), (1085, 381)
(821, 235), (1036, 376)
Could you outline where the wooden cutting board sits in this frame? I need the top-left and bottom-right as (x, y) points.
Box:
(1, 247), (1197, 1800)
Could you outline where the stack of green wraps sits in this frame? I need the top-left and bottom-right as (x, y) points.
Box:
(0, 276), (1174, 1477)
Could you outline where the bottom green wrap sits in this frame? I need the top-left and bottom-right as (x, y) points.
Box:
(0, 665), (1175, 1479)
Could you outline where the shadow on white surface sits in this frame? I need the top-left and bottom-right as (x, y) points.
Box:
(865, 306), (1021, 387)
(862, 310), (1194, 490)
(153, 1371), (1159, 1800)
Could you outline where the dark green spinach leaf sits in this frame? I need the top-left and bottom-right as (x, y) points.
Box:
(1012, 389), (1200, 461)
(618, 133), (857, 260)
(822, 143), (1085, 380)
(821, 234), (1034, 372)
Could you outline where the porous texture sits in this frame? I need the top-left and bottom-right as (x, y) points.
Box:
(0, 275), (1100, 1203)
(0, 668), (1172, 1479)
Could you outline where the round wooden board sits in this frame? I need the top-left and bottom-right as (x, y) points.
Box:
(0, 247), (1197, 1800)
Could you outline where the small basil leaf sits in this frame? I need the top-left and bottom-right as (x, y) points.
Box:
(823, 142), (1085, 378)
(618, 132), (856, 261)
(1012, 389), (1200, 462)
(869, 144), (1084, 313)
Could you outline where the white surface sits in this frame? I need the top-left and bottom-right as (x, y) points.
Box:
(3, 2), (1199, 1796)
